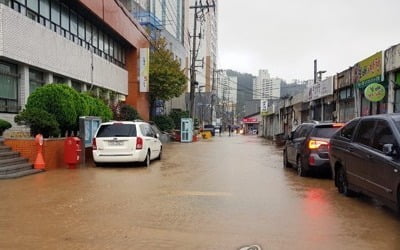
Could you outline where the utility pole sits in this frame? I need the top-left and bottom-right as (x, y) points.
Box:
(189, 0), (216, 119)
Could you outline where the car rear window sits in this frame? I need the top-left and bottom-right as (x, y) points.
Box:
(311, 126), (342, 138)
(96, 124), (137, 137)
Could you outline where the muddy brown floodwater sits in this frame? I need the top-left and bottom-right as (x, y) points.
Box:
(1, 134), (400, 250)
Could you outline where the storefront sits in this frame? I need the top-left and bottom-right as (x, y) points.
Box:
(385, 44), (400, 114)
(353, 51), (386, 117)
(242, 113), (260, 135)
(337, 86), (355, 122)
(335, 68), (355, 122)
(394, 72), (400, 112)
(309, 76), (334, 122)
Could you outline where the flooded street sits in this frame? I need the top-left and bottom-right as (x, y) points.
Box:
(1, 135), (400, 250)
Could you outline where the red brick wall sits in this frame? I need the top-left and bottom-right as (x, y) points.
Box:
(4, 138), (67, 170)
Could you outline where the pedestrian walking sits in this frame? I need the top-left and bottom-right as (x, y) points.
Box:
(228, 124), (231, 136)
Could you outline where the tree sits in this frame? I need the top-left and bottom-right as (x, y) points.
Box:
(149, 37), (188, 102)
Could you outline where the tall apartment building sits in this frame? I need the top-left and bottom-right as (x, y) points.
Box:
(189, 0), (218, 93)
(0, 0), (150, 122)
(121, 0), (189, 113)
(253, 69), (281, 100)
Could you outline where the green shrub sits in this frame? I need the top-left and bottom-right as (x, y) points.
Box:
(153, 115), (175, 132)
(81, 93), (113, 122)
(15, 108), (60, 138)
(25, 84), (77, 134)
(22, 84), (112, 136)
(0, 119), (12, 136)
(168, 109), (189, 130)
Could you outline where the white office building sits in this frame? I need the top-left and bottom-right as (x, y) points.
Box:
(253, 69), (281, 100)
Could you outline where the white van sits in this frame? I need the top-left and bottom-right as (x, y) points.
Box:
(92, 121), (162, 167)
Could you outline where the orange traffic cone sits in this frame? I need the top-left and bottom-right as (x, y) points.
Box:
(34, 134), (45, 169)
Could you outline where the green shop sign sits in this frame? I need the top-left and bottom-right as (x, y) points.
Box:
(364, 83), (386, 102)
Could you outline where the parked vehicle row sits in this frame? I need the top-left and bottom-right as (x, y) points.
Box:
(283, 114), (400, 214)
(92, 121), (162, 167)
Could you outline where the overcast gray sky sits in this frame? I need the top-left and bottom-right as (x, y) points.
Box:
(218, 0), (400, 82)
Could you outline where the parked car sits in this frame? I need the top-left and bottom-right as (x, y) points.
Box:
(330, 114), (400, 213)
(92, 121), (162, 167)
(283, 121), (344, 177)
(203, 124), (216, 136)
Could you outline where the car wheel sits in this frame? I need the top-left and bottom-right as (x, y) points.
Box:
(297, 156), (307, 177)
(336, 167), (355, 197)
(143, 151), (150, 167)
(283, 150), (291, 168)
(157, 147), (162, 160)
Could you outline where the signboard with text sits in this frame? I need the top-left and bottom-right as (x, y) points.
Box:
(353, 51), (384, 89)
(260, 99), (268, 116)
(243, 118), (258, 123)
(311, 77), (333, 100)
(139, 48), (150, 92)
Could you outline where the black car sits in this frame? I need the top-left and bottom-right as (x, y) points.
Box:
(330, 114), (400, 213)
(283, 122), (344, 177)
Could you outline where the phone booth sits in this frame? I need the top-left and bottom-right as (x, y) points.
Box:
(79, 116), (102, 164)
(181, 118), (193, 143)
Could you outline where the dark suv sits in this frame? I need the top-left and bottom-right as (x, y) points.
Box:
(330, 114), (400, 212)
(283, 122), (344, 177)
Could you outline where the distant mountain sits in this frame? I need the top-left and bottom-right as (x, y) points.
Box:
(225, 70), (255, 119)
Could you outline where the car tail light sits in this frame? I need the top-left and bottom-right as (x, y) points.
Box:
(308, 140), (329, 149)
(136, 137), (143, 150)
(309, 156), (315, 165)
(332, 123), (345, 127)
(92, 138), (97, 150)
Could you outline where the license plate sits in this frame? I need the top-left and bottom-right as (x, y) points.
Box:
(109, 141), (123, 146)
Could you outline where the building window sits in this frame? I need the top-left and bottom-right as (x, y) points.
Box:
(109, 39), (114, 58)
(29, 69), (44, 94)
(39, 0), (49, 18)
(78, 15), (85, 40)
(98, 30), (104, 52)
(92, 26), (98, 49)
(70, 10), (77, 35)
(0, 61), (18, 113)
(71, 81), (81, 92)
(53, 75), (66, 84)
(0, 0), (11, 7)
(60, 4), (69, 31)
(6, 0), (126, 68)
(104, 35), (109, 55)
(85, 21), (92, 43)
(50, 0), (60, 25)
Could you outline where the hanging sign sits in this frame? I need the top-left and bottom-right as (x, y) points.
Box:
(260, 99), (268, 116)
(139, 48), (150, 92)
(364, 83), (385, 102)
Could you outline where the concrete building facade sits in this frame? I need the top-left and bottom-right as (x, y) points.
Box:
(121, 0), (190, 114)
(0, 0), (150, 123)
